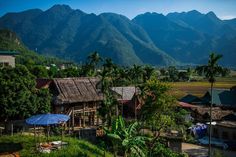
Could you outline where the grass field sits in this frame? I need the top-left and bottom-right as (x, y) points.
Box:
(0, 134), (112, 157)
(169, 76), (236, 99)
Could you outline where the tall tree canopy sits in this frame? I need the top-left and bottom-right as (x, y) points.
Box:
(0, 65), (51, 121)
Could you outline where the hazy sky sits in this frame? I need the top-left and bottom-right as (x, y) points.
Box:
(0, 0), (236, 20)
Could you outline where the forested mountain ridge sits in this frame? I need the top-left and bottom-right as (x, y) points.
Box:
(0, 4), (236, 67)
(0, 29), (64, 66)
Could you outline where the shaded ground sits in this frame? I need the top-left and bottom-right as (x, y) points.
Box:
(182, 143), (236, 157)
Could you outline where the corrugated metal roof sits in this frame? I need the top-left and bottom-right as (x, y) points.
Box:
(0, 50), (19, 55)
(202, 88), (236, 107)
(179, 94), (202, 104)
(110, 87), (138, 101)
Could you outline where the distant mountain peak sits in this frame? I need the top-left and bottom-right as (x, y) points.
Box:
(187, 10), (202, 15)
(48, 4), (72, 12)
(0, 6), (235, 67)
(206, 11), (218, 18)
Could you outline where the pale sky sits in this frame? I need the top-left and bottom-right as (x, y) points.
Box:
(0, 0), (236, 19)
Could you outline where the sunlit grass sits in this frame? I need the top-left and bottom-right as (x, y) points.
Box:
(0, 134), (112, 157)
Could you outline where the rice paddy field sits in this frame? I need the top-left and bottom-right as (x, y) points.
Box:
(169, 73), (236, 99)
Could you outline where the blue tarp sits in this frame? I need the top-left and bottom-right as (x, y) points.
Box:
(189, 123), (207, 138)
(26, 114), (70, 126)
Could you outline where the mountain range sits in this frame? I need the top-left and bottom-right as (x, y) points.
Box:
(0, 4), (236, 67)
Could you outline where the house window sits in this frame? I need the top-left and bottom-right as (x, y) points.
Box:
(222, 131), (229, 140)
(0, 62), (9, 68)
(213, 128), (219, 138)
(4, 62), (9, 66)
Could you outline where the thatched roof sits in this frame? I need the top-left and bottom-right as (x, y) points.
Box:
(53, 77), (103, 105)
(193, 107), (233, 121)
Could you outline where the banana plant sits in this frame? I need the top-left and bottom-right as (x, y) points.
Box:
(105, 116), (148, 157)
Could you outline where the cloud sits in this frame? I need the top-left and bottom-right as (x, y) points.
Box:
(219, 15), (236, 20)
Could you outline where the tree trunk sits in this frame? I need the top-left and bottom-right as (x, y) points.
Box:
(209, 82), (213, 157)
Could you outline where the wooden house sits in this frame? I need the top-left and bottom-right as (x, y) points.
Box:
(110, 87), (141, 118)
(37, 77), (103, 129)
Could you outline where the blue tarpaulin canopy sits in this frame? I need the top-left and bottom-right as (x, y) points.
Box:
(26, 113), (70, 126)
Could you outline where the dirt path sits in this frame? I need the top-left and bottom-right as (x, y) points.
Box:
(182, 143), (236, 157)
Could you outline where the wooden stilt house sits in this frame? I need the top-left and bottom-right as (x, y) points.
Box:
(49, 77), (103, 129)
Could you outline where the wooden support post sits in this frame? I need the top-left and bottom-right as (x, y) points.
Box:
(95, 103), (99, 126)
(34, 125), (36, 148)
(11, 123), (13, 136)
(83, 103), (85, 127)
(89, 115), (92, 126)
(72, 107), (75, 131)
(134, 87), (137, 120)
(93, 114), (95, 126)
(79, 116), (81, 127)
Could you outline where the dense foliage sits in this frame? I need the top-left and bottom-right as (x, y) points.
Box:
(0, 65), (51, 121)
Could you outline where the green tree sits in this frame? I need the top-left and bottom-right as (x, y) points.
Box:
(81, 51), (102, 76)
(198, 53), (223, 157)
(0, 65), (51, 121)
(29, 65), (49, 78)
(139, 78), (176, 153)
(105, 116), (148, 157)
(167, 66), (179, 82)
(221, 67), (230, 77)
(151, 142), (186, 157)
(186, 67), (194, 82)
(98, 59), (119, 126)
(128, 64), (143, 84)
(56, 67), (80, 78)
(142, 65), (155, 82)
(88, 51), (102, 69)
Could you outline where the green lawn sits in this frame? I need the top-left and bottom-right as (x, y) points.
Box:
(0, 134), (113, 157)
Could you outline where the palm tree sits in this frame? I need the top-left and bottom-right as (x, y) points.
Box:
(105, 116), (147, 157)
(143, 65), (155, 82)
(87, 51), (102, 75)
(88, 51), (102, 66)
(198, 53), (223, 157)
(186, 67), (194, 82)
